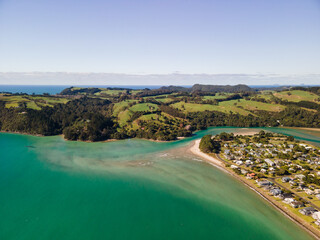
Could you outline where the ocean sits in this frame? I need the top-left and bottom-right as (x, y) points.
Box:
(0, 127), (318, 240)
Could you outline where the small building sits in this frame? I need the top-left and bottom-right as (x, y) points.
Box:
(290, 201), (304, 208)
(246, 173), (256, 179)
(256, 180), (273, 187)
(305, 189), (314, 195)
(241, 169), (248, 175)
(282, 177), (291, 183)
(224, 149), (230, 155)
(312, 211), (320, 220)
(230, 165), (239, 169)
(299, 207), (317, 216)
(283, 198), (295, 204)
(265, 159), (275, 166)
(245, 160), (254, 165)
(236, 160), (243, 165)
(270, 188), (282, 196)
(260, 169), (267, 174)
(295, 174), (306, 180)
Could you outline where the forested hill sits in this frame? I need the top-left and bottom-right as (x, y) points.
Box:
(0, 85), (320, 142)
(191, 84), (253, 92)
(158, 84), (253, 93)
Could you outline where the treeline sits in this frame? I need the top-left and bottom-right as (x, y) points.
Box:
(186, 106), (320, 130)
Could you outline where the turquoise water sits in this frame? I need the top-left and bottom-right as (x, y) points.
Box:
(0, 127), (318, 240)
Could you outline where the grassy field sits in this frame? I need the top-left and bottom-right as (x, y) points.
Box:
(117, 109), (132, 127)
(131, 113), (163, 130)
(115, 103), (159, 127)
(273, 90), (319, 103)
(155, 97), (177, 103)
(96, 89), (127, 96)
(129, 103), (159, 112)
(95, 89), (143, 96)
(220, 99), (286, 112)
(31, 96), (69, 104)
(112, 100), (137, 117)
(171, 99), (286, 116)
(171, 101), (253, 115)
(0, 94), (69, 109)
(171, 102), (218, 112)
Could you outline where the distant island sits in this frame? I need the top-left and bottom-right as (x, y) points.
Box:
(0, 84), (320, 142)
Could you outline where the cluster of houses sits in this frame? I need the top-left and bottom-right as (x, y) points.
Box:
(223, 141), (320, 178)
(221, 136), (320, 226)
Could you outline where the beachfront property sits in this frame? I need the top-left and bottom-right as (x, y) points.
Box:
(210, 131), (320, 230)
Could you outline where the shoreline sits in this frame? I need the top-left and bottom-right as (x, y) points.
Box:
(189, 139), (320, 240)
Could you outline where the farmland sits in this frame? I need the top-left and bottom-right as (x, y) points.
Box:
(1, 85), (320, 141)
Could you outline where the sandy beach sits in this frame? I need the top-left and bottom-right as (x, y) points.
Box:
(232, 128), (261, 136)
(189, 139), (223, 167)
(189, 137), (320, 240)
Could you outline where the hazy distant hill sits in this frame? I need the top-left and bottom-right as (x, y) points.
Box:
(191, 84), (253, 93)
(159, 84), (253, 93)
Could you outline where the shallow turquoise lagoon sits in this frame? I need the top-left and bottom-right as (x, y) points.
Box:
(0, 127), (318, 240)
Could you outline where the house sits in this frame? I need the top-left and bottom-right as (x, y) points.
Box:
(289, 180), (297, 186)
(299, 207), (317, 216)
(312, 211), (320, 220)
(282, 177), (291, 183)
(295, 174), (306, 180)
(246, 173), (256, 179)
(230, 165), (239, 169)
(236, 161), (243, 165)
(290, 201), (304, 208)
(256, 180), (273, 187)
(270, 188), (282, 196)
(224, 155), (233, 160)
(315, 194), (320, 200)
(241, 169), (248, 175)
(224, 149), (230, 155)
(245, 160), (254, 165)
(298, 183), (306, 190)
(283, 198), (295, 204)
(305, 189), (314, 195)
(265, 159), (275, 166)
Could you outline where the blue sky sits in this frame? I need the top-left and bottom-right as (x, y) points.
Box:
(0, 0), (320, 84)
